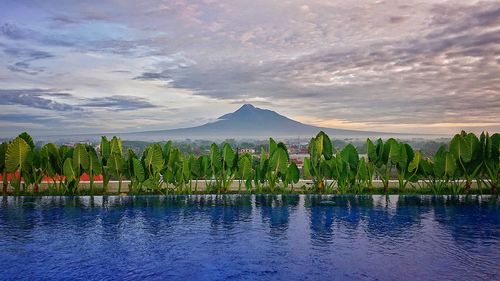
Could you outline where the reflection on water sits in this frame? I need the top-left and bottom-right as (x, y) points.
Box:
(256, 194), (300, 235)
(0, 195), (498, 281)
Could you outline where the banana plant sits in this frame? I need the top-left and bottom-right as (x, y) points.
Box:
(236, 153), (253, 192)
(63, 157), (77, 192)
(59, 146), (75, 193)
(1, 130), (497, 195)
(100, 136), (112, 191)
(481, 132), (499, 193)
(423, 145), (458, 194)
(449, 131), (482, 191)
(87, 145), (102, 194)
(100, 136), (124, 193)
(253, 145), (268, 192)
(283, 161), (300, 192)
(5, 136), (31, 194)
(417, 157), (437, 192)
(36, 144), (54, 193)
(341, 144), (359, 191)
(208, 143), (222, 191)
(332, 144), (359, 193)
(389, 141), (420, 189)
(44, 143), (63, 193)
(132, 157), (146, 194)
(406, 150), (422, 187)
(367, 138), (397, 192)
(18, 132), (35, 150)
(162, 140), (173, 164)
(0, 142), (8, 194)
(267, 140), (289, 192)
(199, 155), (211, 191)
(221, 143), (236, 193)
(24, 148), (46, 193)
(126, 149), (145, 194)
(354, 157), (370, 193)
(72, 144), (89, 193)
(144, 144), (161, 193)
(169, 152), (190, 193)
(143, 143), (163, 193)
(108, 153), (125, 193)
(303, 131), (333, 192)
(163, 147), (182, 193)
(206, 143), (235, 193)
(189, 155), (201, 192)
(179, 156), (191, 193)
(19, 132), (37, 193)
(110, 136), (123, 156)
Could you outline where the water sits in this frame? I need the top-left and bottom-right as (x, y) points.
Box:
(0, 195), (498, 281)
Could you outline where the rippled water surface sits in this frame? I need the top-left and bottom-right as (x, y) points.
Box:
(0, 195), (499, 281)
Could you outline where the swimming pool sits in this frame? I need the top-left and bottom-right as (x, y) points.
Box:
(0, 195), (498, 280)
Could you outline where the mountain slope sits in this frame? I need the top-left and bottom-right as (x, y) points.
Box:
(124, 104), (393, 140)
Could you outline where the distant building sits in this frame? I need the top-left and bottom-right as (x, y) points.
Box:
(240, 148), (256, 154)
(289, 153), (309, 169)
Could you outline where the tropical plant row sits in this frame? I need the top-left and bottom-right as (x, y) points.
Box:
(0, 131), (498, 195)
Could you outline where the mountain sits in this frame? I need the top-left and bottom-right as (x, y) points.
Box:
(122, 104), (398, 140)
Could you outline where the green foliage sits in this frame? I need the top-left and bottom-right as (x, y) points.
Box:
(0, 130), (496, 195)
(367, 138), (396, 192)
(72, 144), (89, 176)
(285, 162), (300, 189)
(145, 143), (163, 174)
(0, 141), (8, 194)
(336, 144), (360, 193)
(480, 132), (499, 193)
(304, 131), (333, 192)
(267, 143), (289, 192)
(132, 158), (145, 182)
(63, 158), (75, 181)
(0, 142), (8, 172)
(270, 146), (288, 175)
(18, 132), (35, 149)
(449, 131), (482, 190)
(222, 143), (235, 170)
(6, 137), (31, 173)
(237, 153), (253, 191)
(87, 146), (101, 193)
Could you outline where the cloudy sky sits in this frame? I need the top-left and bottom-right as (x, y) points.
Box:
(0, 0), (499, 137)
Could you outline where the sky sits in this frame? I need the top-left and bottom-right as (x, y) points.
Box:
(0, 0), (499, 137)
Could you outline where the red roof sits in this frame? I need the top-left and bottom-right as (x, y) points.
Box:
(0, 172), (103, 182)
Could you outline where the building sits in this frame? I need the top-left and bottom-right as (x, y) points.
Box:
(289, 153), (309, 169)
(239, 148), (256, 154)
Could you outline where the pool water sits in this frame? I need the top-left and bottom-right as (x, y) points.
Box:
(0, 195), (498, 281)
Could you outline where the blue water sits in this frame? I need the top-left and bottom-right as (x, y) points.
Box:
(0, 195), (498, 281)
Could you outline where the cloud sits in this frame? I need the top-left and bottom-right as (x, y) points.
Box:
(50, 16), (79, 26)
(428, 2), (500, 36)
(0, 113), (59, 124)
(3, 47), (54, 75)
(133, 71), (171, 81)
(0, 89), (83, 112)
(4, 48), (53, 60)
(0, 0), (498, 134)
(0, 22), (27, 40)
(388, 16), (407, 24)
(131, 1), (499, 126)
(0, 21), (143, 56)
(0, 89), (157, 112)
(81, 95), (157, 110)
(0, 22), (74, 47)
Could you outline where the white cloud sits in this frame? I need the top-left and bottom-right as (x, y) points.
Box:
(0, 0), (498, 136)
